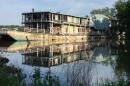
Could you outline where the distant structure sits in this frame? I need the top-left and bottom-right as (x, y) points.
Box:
(89, 14), (110, 30)
(88, 14), (111, 36)
(22, 10), (90, 35)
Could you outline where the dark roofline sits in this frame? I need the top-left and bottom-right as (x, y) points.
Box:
(22, 11), (88, 19)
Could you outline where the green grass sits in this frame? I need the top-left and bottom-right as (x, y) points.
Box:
(0, 65), (60, 86)
(100, 80), (128, 86)
(0, 65), (24, 86)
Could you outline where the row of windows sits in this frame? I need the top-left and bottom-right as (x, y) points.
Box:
(23, 13), (89, 25)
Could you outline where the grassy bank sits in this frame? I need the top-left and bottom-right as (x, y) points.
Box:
(0, 56), (60, 86)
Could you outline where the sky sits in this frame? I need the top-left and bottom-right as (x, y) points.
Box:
(0, 0), (117, 25)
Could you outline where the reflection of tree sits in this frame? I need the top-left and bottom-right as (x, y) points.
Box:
(114, 40), (130, 83)
(64, 60), (92, 86)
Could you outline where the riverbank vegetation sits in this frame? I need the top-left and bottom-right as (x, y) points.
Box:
(0, 55), (129, 86)
(101, 80), (128, 86)
(0, 25), (23, 29)
(115, 0), (130, 40)
(0, 25), (24, 31)
(0, 56), (23, 86)
(90, 0), (130, 40)
(0, 66), (60, 86)
(0, 55), (60, 86)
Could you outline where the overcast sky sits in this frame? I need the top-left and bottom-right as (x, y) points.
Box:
(0, 0), (117, 25)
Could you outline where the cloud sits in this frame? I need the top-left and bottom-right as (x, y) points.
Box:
(0, 0), (117, 25)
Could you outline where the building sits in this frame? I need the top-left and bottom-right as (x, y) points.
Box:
(90, 14), (110, 30)
(22, 10), (90, 35)
(89, 14), (111, 36)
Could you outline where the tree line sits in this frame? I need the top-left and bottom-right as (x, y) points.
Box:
(115, 0), (130, 39)
(0, 25), (23, 29)
(90, 0), (130, 39)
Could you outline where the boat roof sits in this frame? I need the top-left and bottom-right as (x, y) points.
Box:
(22, 11), (88, 19)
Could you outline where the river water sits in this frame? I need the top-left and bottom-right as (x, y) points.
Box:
(0, 39), (129, 86)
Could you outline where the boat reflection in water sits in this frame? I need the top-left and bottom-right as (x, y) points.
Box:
(0, 40), (122, 86)
(0, 40), (118, 66)
(22, 42), (93, 67)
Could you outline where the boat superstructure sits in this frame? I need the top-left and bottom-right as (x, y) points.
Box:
(0, 10), (90, 41)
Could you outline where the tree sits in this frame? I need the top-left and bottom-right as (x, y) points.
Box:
(115, 0), (130, 39)
(90, 7), (116, 18)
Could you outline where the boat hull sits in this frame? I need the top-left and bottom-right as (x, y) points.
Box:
(7, 31), (48, 41)
(1, 31), (88, 42)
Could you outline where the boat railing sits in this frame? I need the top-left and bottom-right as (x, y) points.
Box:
(0, 28), (46, 34)
(0, 27), (90, 35)
(23, 28), (45, 34)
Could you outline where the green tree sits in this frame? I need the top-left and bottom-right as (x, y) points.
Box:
(115, 0), (130, 39)
(90, 7), (116, 18)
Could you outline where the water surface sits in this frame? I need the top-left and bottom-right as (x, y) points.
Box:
(0, 40), (129, 86)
